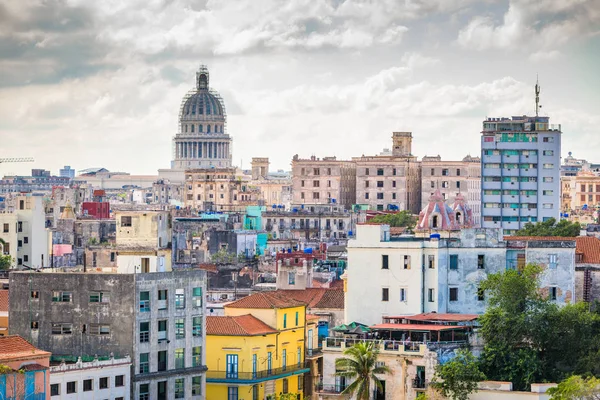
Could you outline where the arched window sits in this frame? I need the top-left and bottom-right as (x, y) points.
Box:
(191, 125), (194, 133)
(184, 125), (188, 133)
(456, 212), (462, 224)
(207, 125), (211, 133)
(199, 124), (203, 132)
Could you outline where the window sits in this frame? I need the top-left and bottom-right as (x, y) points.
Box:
(365, 193), (369, 199)
(543, 150), (554, 156)
(51, 383), (60, 396)
(193, 316), (202, 337)
(449, 288), (458, 302)
(176, 318), (185, 339)
(175, 288), (185, 309)
(140, 321), (150, 342)
(158, 289), (168, 309)
(442, 169), (448, 176)
(382, 288), (389, 301)
(83, 379), (93, 391)
(267, 352), (272, 374)
(312, 192), (320, 200)
(313, 180), (320, 187)
(327, 168), (332, 175)
(295, 311), (299, 326)
(393, 168), (397, 176)
(31, 290), (39, 299)
(543, 177), (553, 184)
(193, 287), (202, 307)
(283, 313), (287, 328)
(392, 180), (396, 188)
(192, 376), (202, 396)
(377, 168), (384, 176)
(549, 254), (557, 269)
(31, 321), (38, 330)
(543, 163), (554, 169)
(17, 221), (22, 232)
(549, 287), (557, 301)
(301, 180), (305, 187)
(2, 223), (8, 233)
(428, 255), (435, 269)
(67, 381), (77, 394)
(457, 169), (461, 176)
(365, 168), (370, 175)
(449, 254), (458, 270)
(377, 180), (384, 187)
(139, 383), (149, 400)
(543, 203), (553, 209)
(89, 324), (111, 335)
(99, 377), (109, 389)
(252, 385), (259, 400)
(158, 350), (167, 371)
(228, 387), (238, 400)
(442, 181), (449, 188)
(543, 190), (553, 196)
(140, 291), (150, 312)
(283, 378), (289, 394)
(377, 193), (384, 200)
(175, 348), (185, 369)
(403, 255), (410, 269)
(121, 216), (132, 227)
(297, 346), (302, 366)
(381, 255), (389, 269)
(400, 288), (407, 302)
(52, 291), (72, 302)
(175, 378), (185, 399)
(115, 375), (125, 387)
(193, 346), (202, 367)
(313, 168), (320, 175)
(478, 287), (485, 301)
(24, 236), (28, 244)
(477, 255), (485, 269)
(288, 272), (296, 285)
(428, 288), (435, 303)
(52, 323), (72, 335)
(89, 291), (109, 303)
(158, 319), (168, 341)
(139, 353), (149, 374)
(457, 181), (461, 189)
(543, 137), (554, 143)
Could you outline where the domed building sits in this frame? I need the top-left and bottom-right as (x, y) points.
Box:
(171, 65), (232, 169)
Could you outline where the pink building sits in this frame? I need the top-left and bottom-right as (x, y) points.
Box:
(0, 335), (51, 399)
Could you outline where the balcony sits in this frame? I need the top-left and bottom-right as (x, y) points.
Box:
(306, 348), (322, 358)
(323, 337), (426, 356)
(315, 383), (346, 395)
(413, 377), (427, 389)
(206, 362), (310, 384)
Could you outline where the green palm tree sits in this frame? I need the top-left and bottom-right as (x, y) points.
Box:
(335, 341), (391, 400)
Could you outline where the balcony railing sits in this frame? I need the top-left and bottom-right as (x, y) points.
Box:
(315, 383), (346, 394)
(206, 362), (310, 383)
(324, 337), (428, 355)
(413, 377), (427, 389)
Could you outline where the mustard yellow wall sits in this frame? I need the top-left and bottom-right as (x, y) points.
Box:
(207, 376), (304, 400)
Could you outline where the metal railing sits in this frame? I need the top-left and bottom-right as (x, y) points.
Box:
(315, 383), (346, 394)
(413, 377), (427, 389)
(206, 362), (310, 382)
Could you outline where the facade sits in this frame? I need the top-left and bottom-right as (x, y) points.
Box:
(171, 66), (232, 171)
(9, 269), (209, 400)
(0, 335), (51, 399)
(59, 166), (76, 179)
(115, 210), (171, 249)
(151, 179), (183, 205)
(49, 355), (131, 400)
(0, 195), (49, 269)
(250, 158), (292, 209)
(354, 132), (421, 213)
(291, 155), (356, 209)
(480, 115), (561, 233)
(420, 155), (481, 226)
(183, 168), (260, 212)
(345, 224), (575, 326)
(574, 236), (600, 303)
(206, 291), (309, 400)
(262, 209), (354, 242)
(560, 171), (600, 220)
(0, 170), (72, 193)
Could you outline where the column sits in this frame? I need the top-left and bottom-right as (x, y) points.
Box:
(218, 142), (222, 159)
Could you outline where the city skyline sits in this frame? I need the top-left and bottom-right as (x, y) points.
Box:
(1, 0), (599, 177)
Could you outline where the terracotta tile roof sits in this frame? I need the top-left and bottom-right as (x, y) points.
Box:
(504, 236), (577, 241)
(576, 236), (600, 264)
(197, 263), (218, 273)
(225, 291), (307, 309)
(397, 313), (479, 322)
(0, 290), (8, 313)
(371, 323), (466, 332)
(206, 314), (277, 336)
(329, 280), (344, 289)
(273, 288), (344, 310)
(0, 335), (51, 362)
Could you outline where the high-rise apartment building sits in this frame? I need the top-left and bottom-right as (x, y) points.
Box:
(481, 115), (561, 233)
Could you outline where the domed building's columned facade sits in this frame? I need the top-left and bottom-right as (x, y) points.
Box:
(171, 65), (232, 169)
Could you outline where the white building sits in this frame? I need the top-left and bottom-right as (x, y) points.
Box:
(50, 355), (131, 400)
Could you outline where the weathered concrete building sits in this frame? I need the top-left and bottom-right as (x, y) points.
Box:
(250, 157), (293, 209)
(574, 236), (600, 303)
(151, 179), (183, 205)
(9, 269), (208, 400)
(172, 216), (227, 268)
(354, 132), (421, 213)
(291, 155), (356, 210)
(262, 208), (355, 242)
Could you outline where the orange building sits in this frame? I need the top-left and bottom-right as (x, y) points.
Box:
(0, 335), (51, 399)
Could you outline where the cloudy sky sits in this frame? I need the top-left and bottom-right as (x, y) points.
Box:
(1, 0), (599, 177)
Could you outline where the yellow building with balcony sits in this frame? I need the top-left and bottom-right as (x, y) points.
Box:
(206, 292), (309, 400)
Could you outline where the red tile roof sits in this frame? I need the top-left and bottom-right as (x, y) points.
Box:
(0, 290), (8, 313)
(206, 314), (277, 336)
(225, 291), (307, 309)
(504, 236), (577, 241)
(0, 335), (51, 362)
(275, 288), (344, 309)
(576, 236), (600, 264)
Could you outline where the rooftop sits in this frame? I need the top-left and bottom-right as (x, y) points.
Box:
(225, 291), (307, 309)
(0, 335), (51, 362)
(398, 313), (479, 323)
(371, 323), (468, 332)
(274, 288), (344, 309)
(206, 314), (277, 336)
(504, 236), (577, 242)
(576, 236), (600, 264)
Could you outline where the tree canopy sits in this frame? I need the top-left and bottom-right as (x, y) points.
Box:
(515, 218), (581, 237)
(369, 211), (416, 228)
(431, 348), (485, 400)
(335, 341), (390, 400)
(547, 375), (600, 400)
(478, 264), (600, 391)
(0, 254), (12, 270)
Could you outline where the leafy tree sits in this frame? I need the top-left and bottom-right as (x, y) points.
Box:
(515, 218), (581, 237)
(547, 375), (600, 400)
(430, 349), (486, 400)
(335, 341), (391, 400)
(369, 211), (417, 228)
(0, 253), (13, 270)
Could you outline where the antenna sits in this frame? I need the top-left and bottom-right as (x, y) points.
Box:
(535, 75), (541, 117)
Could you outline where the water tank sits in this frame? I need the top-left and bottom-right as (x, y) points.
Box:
(430, 233), (441, 240)
(304, 248), (313, 254)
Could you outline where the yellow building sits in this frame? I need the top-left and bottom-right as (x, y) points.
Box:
(206, 292), (309, 400)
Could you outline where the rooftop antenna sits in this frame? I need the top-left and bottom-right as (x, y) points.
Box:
(535, 75), (541, 117)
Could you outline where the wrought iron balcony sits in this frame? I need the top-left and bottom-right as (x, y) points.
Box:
(206, 362), (310, 383)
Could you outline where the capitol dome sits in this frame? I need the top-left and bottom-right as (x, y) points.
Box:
(171, 65), (232, 169)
